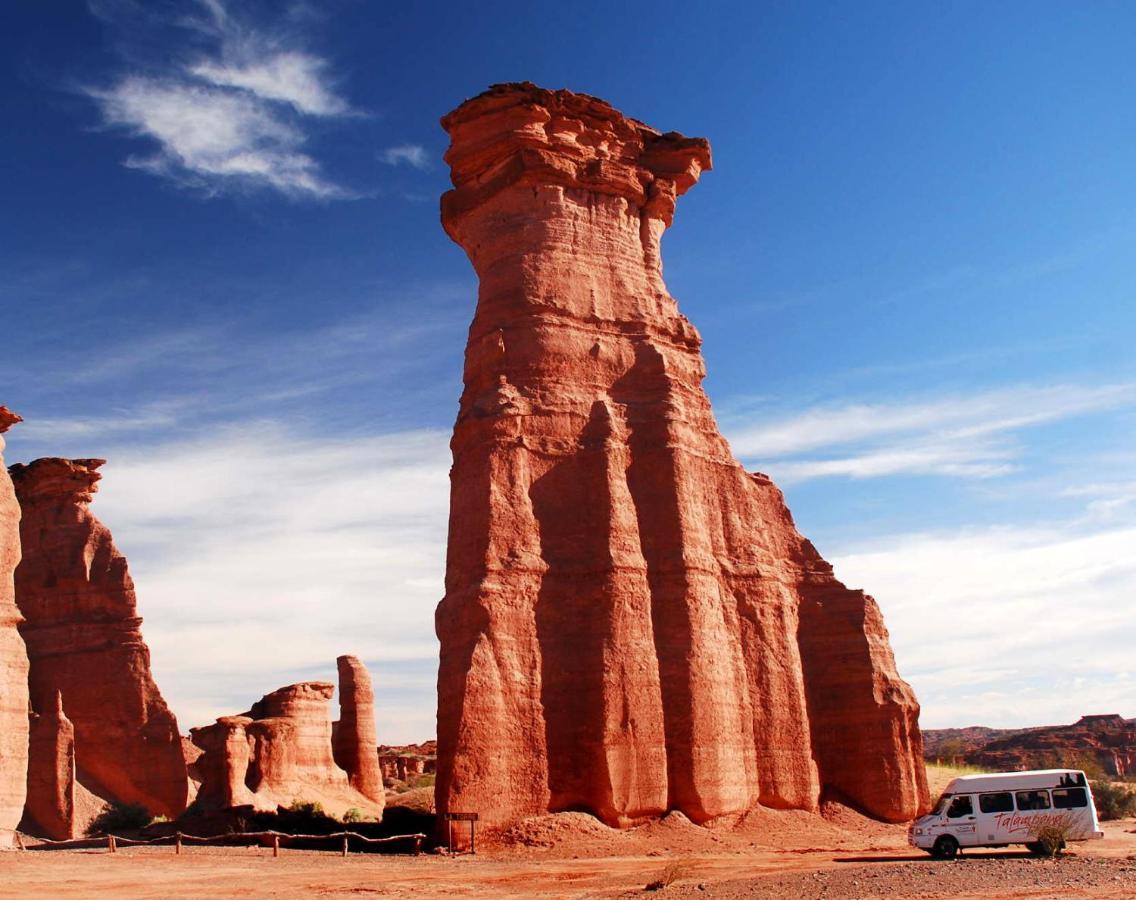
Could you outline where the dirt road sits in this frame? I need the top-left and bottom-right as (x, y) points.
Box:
(2, 819), (1133, 898)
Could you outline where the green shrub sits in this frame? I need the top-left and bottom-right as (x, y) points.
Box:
(342, 807), (363, 824)
(86, 802), (152, 836)
(1092, 781), (1136, 820)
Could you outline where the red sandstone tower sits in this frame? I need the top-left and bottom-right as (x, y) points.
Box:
(434, 84), (929, 832)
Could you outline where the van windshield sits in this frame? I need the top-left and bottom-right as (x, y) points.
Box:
(932, 794), (951, 815)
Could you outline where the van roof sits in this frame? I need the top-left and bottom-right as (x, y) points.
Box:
(943, 769), (1086, 794)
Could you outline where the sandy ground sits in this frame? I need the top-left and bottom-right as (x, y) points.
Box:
(2, 813), (1133, 899)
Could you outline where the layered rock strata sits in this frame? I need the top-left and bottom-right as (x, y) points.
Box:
(435, 83), (929, 831)
(0, 408), (29, 846)
(331, 655), (385, 808)
(9, 457), (187, 819)
(190, 673), (384, 820)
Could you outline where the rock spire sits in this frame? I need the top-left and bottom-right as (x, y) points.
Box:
(434, 84), (928, 831)
(332, 655), (385, 808)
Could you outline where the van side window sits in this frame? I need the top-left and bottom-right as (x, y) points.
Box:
(1015, 790), (1051, 811)
(979, 792), (1013, 813)
(947, 795), (973, 818)
(1052, 787), (1088, 809)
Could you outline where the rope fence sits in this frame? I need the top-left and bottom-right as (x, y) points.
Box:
(25, 829), (427, 856)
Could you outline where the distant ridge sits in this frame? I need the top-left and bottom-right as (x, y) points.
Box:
(924, 715), (1136, 777)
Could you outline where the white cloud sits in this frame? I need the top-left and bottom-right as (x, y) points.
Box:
(724, 382), (1135, 483)
(90, 423), (451, 743)
(831, 522), (1136, 729)
(381, 144), (431, 170)
(86, 1), (353, 197)
(190, 51), (350, 116)
(92, 77), (343, 197)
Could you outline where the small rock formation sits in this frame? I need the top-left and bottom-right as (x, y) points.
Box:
(9, 457), (187, 820)
(331, 655), (385, 808)
(378, 740), (437, 785)
(20, 691), (76, 840)
(435, 84), (929, 831)
(0, 408), (29, 847)
(190, 667), (384, 820)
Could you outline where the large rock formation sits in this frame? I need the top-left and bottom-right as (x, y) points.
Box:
(190, 666), (384, 820)
(9, 457), (187, 819)
(435, 84), (929, 832)
(0, 408), (29, 847)
(331, 655), (385, 807)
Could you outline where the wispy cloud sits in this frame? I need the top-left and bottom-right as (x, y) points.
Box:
(832, 519), (1136, 728)
(724, 383), (1136, 483)
(380, 144), (431, 170)
(190, 52), (349, 116)
(89, 423), (451, 741)
(85, 0), (353, 197)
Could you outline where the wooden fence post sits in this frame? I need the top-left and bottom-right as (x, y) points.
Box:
(342, 835), (348, 857)
(108, 835), (116, 853)
(272, 834), (280, 857)
(175, 832), (182, 855)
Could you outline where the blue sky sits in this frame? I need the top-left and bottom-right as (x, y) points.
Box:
(2, 1), (1133, 742)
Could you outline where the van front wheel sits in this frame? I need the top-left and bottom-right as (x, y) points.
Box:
(932, 836), (960, 859)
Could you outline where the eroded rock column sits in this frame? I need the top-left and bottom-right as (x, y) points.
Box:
(20, 691), (76, 840)
(9, 457), (187, 818)
(0, 407), (29, 847)
(332, 655), (385, 809)
(434, 83), (928, 831)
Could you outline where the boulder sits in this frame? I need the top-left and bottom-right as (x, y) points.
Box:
(0, 407), (29, 847)
(434, 84), (929, 831)
(9, 457), (187, 820)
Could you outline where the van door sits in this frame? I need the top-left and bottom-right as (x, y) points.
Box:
(945, 794), (979, 846)
(978, 791), (1015, 845)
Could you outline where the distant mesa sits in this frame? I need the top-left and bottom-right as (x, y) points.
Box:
(434, 83), (929, 835)
(924, 714), (1136, 778)
(189, 656), (385, 821)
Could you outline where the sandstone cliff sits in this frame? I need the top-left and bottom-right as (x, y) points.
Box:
(435, 83), (929, 831)
(190, 665), (384, 820)
(0, 407), (29, 846)
(9, 457), (187, 819)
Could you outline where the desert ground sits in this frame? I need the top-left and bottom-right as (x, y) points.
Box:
(3, 769), (1134, 899)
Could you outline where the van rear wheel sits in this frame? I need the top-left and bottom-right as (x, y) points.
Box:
(932, 836), (960, 859)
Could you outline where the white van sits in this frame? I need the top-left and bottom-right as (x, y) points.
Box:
(909, 769), (1104, 858)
